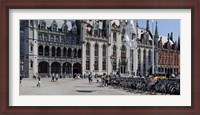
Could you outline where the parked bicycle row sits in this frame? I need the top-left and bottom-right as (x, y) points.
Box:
(109, 77), (180, 95)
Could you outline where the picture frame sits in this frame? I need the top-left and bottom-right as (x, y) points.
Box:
(0, 0), (199, 114)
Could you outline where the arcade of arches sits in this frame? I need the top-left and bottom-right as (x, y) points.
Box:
(38, 61), (82, 75)
(38, 45), (82, 58)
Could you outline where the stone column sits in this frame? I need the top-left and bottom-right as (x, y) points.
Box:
(140, 48), (143, 76)
(134, 48), (137, 77)
(146, 49), (149, 77)
(61, 65), (63, 75)
(49, 63), (51, 75)
(71, 64), (73, 77)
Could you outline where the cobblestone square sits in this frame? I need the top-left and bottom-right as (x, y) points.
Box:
(20, 77), (153, 95)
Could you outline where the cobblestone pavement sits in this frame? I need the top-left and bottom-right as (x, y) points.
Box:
(20, 77), (156, 95)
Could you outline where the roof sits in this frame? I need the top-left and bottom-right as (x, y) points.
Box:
(39, 20), (73, 30)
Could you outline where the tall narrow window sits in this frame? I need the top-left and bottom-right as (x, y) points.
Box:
(30, 60), (33, 68)
(112, 45), (117, 71)
(138, 49), (141, 75)
(143, 50), (146, 75)
(113, 32), (117, 42)
(121, 45), (126, 73)
(86, 43), (90, 70)
(94, 43), (99, 70)
(130, 49), (134, 72)
(148, 50), (151, 65)
(38, 45), (43, 56)
(102, 45), (107, 70)
(30, 43), (33, 52)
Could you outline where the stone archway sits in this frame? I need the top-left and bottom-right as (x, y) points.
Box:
(51, 62), (61, 74)
(63, 62), (72, 74)
(38, 61), (49, 73)
(73, 63), (82, 75)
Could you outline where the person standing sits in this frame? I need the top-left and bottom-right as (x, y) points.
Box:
(36, 77), (41, 87)
(149, 74), (157, 94)
(51, 73), (55, 82)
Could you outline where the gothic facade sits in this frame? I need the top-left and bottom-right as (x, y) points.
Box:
(20, 19), (180, 78)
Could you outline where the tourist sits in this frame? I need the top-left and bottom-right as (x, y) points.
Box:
(51, 73), (55, 82)
(149, 74), (157, 94)
(36, 77), (41, 87)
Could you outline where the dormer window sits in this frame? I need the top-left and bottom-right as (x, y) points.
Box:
(52, 24), (57, 31)
(72, 27), (77, 34)
(63, 25), (68, 33)
(39, 20), (46, 29)
(51, 20), (57, 31)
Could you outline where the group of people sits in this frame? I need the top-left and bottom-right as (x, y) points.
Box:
(51, 73), (59, 82)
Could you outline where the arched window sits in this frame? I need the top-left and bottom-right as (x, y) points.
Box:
(94, 43), (99, 70)
(68, 48), (72, 58)
(52, 46), (55, 56)
(45, 46), (49, 56)
(38, 45), (43, 56)
(86, 43), (90, 70)
(63, 47), (67, 57)
(57, 47), (61, 57)
(78, 49), (82, 58)
(73, 49), (77, 58)
(121, 45), (126, 60)
(102, 44), (107, 70)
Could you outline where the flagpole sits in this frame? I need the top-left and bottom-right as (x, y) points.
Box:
(152, 20), (154, 75)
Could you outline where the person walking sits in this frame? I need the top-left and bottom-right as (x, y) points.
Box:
(36, 77), (41, 87)
(51, 73), (55, 82)
(88, 73), (92, 84)
(20, 75), (23, 86)
(55, 73), (59, 81)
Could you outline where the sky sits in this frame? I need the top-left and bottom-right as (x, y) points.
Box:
(137, 20), (180, 42)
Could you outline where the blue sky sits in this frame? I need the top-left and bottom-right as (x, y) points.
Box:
(137, 20), (180, 42)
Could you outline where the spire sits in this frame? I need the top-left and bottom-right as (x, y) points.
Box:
(136, 20), (139, 28)
(146, 20), (149, 31)
(167, 33), (170, 41)
(170, 32), (174, 43)
(155, 21), (159, 37)
(178, 35), (180, 44)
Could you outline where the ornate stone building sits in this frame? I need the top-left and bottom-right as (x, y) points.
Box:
(20, 19), (180, 78)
